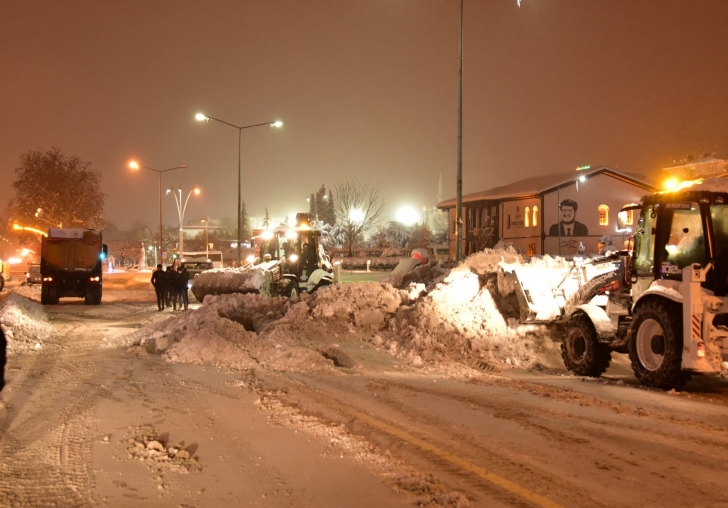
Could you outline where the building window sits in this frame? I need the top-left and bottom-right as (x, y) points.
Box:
(625, 209), (633, 225)
(532, 206), (539, 227)
(598, 205), (609, 226)
(524, 207), (530, 228)
(527, 243), (536, 256)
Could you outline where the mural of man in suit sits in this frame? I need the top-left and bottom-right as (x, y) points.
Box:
(549, 199), (588, 236)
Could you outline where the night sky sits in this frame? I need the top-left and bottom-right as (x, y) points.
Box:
(2, 0), (727, 229)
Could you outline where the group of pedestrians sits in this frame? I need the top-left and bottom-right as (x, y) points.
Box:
(150, 264), (190, 311)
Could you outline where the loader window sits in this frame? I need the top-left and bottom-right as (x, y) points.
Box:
(633, 205), (655, 277)
(710, 204), (728, 296)
(658, 205), (708, 278)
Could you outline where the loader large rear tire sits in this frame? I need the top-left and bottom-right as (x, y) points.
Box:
(628, 298), (689, 390)
(561, 313), (612, 377)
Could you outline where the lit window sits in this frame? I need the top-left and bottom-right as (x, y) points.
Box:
(527, 243), (536, 256)
(524, 207), (530, 228)
(533, 206), (539, 227)
(598, 205), (609, 226)
(625, 209), (633, 225)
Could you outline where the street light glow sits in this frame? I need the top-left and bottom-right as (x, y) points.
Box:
(129, 161), (139, 170)
(271, 121), (283, 128)
(396, 206), (420, 226)
(194, 188), (201, 195)
(349, 208), (365, 223)
(195, 113), (209, 121)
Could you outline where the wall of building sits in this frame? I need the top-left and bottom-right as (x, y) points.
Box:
(542, 173), (647, 256)
(499, 197), (542, 255)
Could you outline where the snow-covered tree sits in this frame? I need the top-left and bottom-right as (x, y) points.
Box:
(333, 179), (385, 256)
(308, 184), (336, 226)
(7, 148), (105, 230)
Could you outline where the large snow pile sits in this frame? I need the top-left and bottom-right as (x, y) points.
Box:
(125, 247), (563, 375)
(0, 292), (52, 354)
(127, 292), (343, 373)
(190, 267), (269, 302)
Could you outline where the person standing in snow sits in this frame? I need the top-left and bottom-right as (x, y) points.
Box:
(174, 265), (190, 310)
(0, 328), (6, 392)
(150, 264), (166, 311)
(164, 266), (175, 308)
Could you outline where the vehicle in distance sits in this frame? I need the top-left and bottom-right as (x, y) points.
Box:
(26, 264), (41, 284)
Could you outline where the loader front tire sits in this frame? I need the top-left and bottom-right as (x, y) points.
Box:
(628, 298), (688, 390)
(561, 313), (612, 377)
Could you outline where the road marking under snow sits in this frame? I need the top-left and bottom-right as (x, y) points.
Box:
(339, 403), (565, 508)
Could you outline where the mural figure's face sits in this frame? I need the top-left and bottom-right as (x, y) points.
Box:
(560, 205), (575, 224)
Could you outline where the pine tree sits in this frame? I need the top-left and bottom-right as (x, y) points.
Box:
(237, 200), (251, 241)
(263, 208), (270, 228)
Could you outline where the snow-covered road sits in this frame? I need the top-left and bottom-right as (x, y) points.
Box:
(0, 283), (727, 507)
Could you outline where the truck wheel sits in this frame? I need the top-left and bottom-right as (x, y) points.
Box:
(91, 286), (101, 305)
(41, 284), (51, 305)
(561, 313), (612, 377)
(628, 299), (689, 390)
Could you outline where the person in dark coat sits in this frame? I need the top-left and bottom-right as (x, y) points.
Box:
(0, 328), (6, 392)
(164, 266), (175, 308)
(174, 266), (190, 310)
(150, 264), (166, 311)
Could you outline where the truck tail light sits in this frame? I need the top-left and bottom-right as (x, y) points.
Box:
(43, 276), (53, 282)
(89, 276), (100, 282)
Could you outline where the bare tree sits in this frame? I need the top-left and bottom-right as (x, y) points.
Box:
(333, 179), (385, 256)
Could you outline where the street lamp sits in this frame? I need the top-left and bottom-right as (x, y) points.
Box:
(129, 161), (188, 264)
(456, 0), (464, 262)
(195, 112), (283, 265)
(166, 186), (200, 258)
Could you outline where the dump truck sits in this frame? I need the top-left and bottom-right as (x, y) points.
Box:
(190, 213), (333, 302)
(40, 228), (107, 305)
(500, 178), (728, 389)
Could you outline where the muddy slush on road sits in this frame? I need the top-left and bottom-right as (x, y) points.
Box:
(0, 259), (726, 507)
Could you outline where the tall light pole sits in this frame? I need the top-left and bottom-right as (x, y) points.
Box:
(456, 0), (464, 263)
(195, 113), (283, 265)
(129, 161), (188, 265)
(166, 186), (200, 258)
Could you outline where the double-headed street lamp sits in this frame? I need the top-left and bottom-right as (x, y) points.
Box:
(129, 161), (188, 263)
(195, 113), (283, 265)
(166, 186), (200, 258)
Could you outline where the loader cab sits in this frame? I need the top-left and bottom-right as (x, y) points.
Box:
(632, 189), (728, 297)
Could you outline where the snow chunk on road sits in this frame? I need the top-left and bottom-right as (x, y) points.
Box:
(0, 292), (52, 354)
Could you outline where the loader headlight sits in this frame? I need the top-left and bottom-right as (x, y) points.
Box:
(246, 255), (255, 264)
(289, 254), (299, 262)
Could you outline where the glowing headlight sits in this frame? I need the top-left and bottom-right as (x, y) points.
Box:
(246, 255), (255, 264)
(261, 230), (274, 240)
(289, 254), (299, 262)
(285, 230), (298, 239)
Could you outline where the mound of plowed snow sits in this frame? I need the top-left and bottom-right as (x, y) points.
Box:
(0, 292), (52, 354)
(124, 247), (564, 375)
